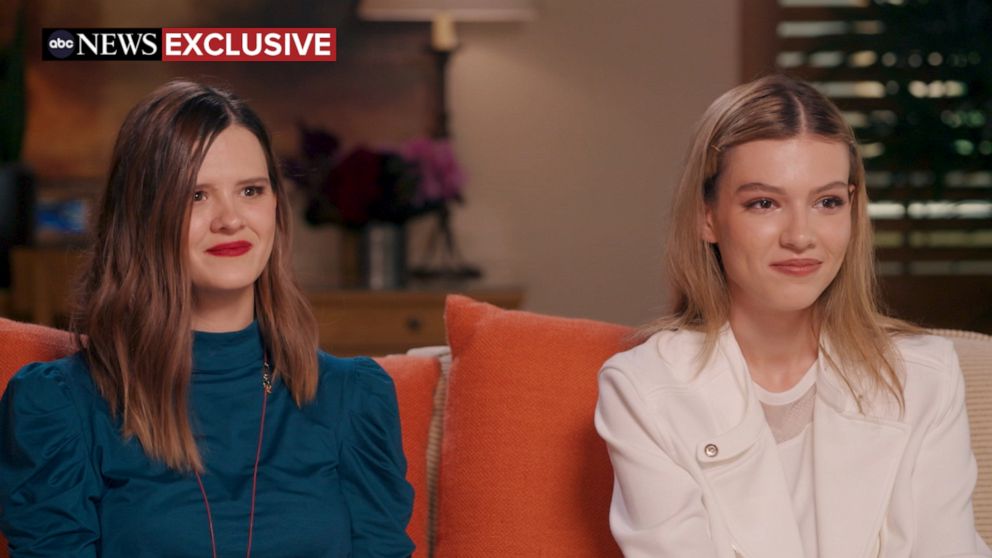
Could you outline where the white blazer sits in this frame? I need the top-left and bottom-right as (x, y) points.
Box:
(595, 325), (991, 558)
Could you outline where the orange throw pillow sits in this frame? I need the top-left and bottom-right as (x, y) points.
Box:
(0, 318), (76, 393)
(374, 355), (440, 558)
(435, 295), (633, 557)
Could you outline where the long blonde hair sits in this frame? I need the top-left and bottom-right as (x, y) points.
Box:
(651, 74), (918, 410)
(72, 81), (319, 472)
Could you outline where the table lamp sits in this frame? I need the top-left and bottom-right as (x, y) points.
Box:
(358, 0), (535, 282)
(358, 0), (536, 137)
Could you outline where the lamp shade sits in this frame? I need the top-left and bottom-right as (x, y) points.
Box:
(358, 0), (536, 22)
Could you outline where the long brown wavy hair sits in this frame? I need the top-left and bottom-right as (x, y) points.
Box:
(650, 74), (918, 411)
(72, 80), (318, 472)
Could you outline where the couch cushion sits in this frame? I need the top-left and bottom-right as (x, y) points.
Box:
(435, 295), (632, 558)
(931, 329), (992, 544)
(405, 345), (452, 557)
(0, 318), (76, 392)
(374, 355), (441, 558)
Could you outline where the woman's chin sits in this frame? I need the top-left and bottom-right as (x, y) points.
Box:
(191, 281), (257, 299)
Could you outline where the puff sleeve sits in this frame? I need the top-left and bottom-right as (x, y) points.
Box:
(339, 358), (415, 558)
(0, 361), (102, 557)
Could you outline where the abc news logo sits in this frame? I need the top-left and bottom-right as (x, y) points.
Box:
(43, 28), (337, 62)
(44, 29), (159, 60)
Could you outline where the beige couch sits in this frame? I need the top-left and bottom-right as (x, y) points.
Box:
(938, 329), (992, 540)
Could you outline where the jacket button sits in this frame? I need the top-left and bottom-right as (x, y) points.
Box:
(704, 443), (718, 457)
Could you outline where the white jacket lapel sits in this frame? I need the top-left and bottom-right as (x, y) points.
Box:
(813, 362), (910, 558)
(697, 402), (806, 557)
(694, 329), (806, 558)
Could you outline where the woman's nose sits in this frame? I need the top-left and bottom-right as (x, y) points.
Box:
(781, 210), (815, 251)
(210, 196), (243, 232)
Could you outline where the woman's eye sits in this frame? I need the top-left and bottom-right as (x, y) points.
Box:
(243, 185), (264, 197)
(192, 191), (205, 202)
(745, 198), (776, 210)
(817, 196), (846, 209)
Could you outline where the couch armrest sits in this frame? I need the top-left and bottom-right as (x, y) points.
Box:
(405, 346), (450, 557)
(932, 329), (992, 545)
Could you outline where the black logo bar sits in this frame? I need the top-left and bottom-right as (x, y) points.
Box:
(42, 28), (162, 61)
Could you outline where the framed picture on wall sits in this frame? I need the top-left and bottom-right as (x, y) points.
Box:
(33, 177), (101, 246)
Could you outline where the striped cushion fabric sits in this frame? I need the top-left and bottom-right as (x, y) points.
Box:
(933, 329), (992, 544)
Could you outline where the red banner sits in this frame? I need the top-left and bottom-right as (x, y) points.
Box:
(162, 28), (336, 62)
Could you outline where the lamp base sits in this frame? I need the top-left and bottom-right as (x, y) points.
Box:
(430, 46), (454, 139)
(409, 207), (481, 283)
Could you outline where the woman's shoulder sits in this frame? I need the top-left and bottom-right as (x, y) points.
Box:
(890, 332), (959, 377)
(4, 353), (98, 409)
(888, 332), (965, 416)
(600, 328), (709, 388)
(1, 353), (102, 443)
(316, 351), (396, 401)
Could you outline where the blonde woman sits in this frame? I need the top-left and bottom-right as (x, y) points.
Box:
(595, 75), (990, 557)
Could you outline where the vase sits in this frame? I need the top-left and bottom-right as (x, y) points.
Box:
(360, 222), (407, 290)
(339, 228), (362, 288)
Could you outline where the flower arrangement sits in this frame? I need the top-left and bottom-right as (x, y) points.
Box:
(286, 124), (465, 229)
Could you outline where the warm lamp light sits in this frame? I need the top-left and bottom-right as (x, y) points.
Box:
(359, 0), (536, 53)
(358, 0), (536, 23)
(431, 12), (458, 51)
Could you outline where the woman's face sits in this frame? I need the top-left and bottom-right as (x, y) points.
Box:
(702, 136), (854, 316)
(187, 125), (277, 300)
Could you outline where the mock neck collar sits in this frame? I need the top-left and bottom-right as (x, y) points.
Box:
(192, 320), (264, 371)
(717, 323), (865, 415)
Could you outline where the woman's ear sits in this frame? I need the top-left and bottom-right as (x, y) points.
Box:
(848, 183), (856, 200)
(701, 205), (718, 244)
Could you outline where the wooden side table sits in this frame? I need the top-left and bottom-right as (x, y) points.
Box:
(0, 290), (9, 319)
(308, 289), (523, 356)
(10, 246), (86, 327)
(9, 247), (524, 354)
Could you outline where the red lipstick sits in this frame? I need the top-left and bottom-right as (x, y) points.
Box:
(771, 258), (821, 277)
(206, 240), (252, 257)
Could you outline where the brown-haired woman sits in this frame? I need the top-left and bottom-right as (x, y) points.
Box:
(595, 75), (990, 557)
(0, 81), (414, 557)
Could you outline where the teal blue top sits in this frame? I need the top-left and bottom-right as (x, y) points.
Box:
(0, 322), (414, 557)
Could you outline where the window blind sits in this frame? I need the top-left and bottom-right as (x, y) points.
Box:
(746, 0), (992, 276)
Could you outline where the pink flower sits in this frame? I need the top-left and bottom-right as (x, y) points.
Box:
(400, 137), (465, 204)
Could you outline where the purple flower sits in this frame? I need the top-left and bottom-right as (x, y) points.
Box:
(400, 137), (465, 205)
(287, 125), (466, 228)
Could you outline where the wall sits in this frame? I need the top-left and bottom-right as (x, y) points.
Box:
(15, 0), (739, 326)
(446, 0), (738, 324)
